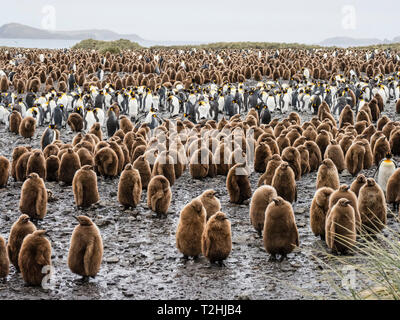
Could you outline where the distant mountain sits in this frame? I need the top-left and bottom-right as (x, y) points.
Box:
(0, 23), (145, 43)
(0, 23), (211, 47)
(319, 36), (395, 48)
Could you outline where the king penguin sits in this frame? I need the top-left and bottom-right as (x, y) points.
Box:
(41, 124), (57, 150)
(375, 153), (397, 194)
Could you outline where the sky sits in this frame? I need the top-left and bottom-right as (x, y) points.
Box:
(3, 0), (400, 44)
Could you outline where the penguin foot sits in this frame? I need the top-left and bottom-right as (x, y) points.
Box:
(278, 254), (286, 262)
(217, 261), (226, 267)
(319, 234), (325, 241)
(73, 276), (89, 284)
(268, 254), (277, 262)
(193, 255), (199, 262)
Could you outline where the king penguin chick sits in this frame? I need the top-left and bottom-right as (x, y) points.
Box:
(329, 184), (361, 232)
(386, 168), (400, 211)
(118, 164), (142, 209)
(147, 175), (172, 216)
(72, 165), (99, 208)
(18, 230), (52, 286)
(358, 178), (386, 234)
(201, 211), (232, 266)
(19, 173), (48, 222)
(0, 236), (9, 281)
(272, 162), (297, 203)
(316, 158), (340, 190)
(325, 198), (356, 255)
(198, 189), (221, 220)
(249, 185), (277, 236)
(176, 198), (206, 260)
(350, 174), (367, 197)
(59, 148), (81, 185)
(68, 216), (103, 282)
(226, 163), (252, 204)
(310, 187), (334, 240)
(0, 156), (10, 187)
(263, 197), (299, 261)
(7, 214), (36, 272)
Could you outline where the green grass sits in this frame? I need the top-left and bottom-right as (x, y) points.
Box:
(150, 41), (325, 50)
(72, 39), (142, 53)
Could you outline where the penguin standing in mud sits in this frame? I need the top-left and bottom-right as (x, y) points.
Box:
(52, 104), (66, 128)
(260, 104), (271, 124)
(68, 71), (76, 92)
(144, 109), (162, 129)
(41, 124), (57, 150)
(375, 153), (397, 194)
(84, 109), (97, 132)
(225, 99), (239, 119)
(106, 108), (119, 137)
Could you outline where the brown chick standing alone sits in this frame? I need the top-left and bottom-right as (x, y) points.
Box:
(68, 216), (103, 282)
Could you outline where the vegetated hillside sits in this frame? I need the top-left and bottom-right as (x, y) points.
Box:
(72, 39), (142, 54)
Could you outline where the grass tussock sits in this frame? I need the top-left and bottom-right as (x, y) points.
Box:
(72, 39), (142, 53)
(310, 209), (400, 300)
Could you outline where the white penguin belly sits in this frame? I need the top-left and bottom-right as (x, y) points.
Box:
(378, 164), (396, 193)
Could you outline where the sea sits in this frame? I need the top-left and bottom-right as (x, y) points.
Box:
(0, 38), (80, 49)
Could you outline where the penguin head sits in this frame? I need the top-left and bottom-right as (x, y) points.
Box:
(81, 165), (94, 171)
(366, 178), (376, 187)
(18, 214), (31, 224)
(213, 211), (228, 222)
(33, 230), (48, 238)
(27, 172), (39, 180)
(338, 198), (352, 207)
(74, 215), (93, 226)
(383, 153), (393, 164)
(203, 189), (217, 199)
(272, 197), (284, 206)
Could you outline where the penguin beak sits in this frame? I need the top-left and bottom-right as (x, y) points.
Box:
(73, 216), (80, 222)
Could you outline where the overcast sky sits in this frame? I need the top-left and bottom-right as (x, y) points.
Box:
(4, 0), (400, 43)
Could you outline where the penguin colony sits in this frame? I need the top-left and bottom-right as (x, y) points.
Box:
(0, 46), (399, 289)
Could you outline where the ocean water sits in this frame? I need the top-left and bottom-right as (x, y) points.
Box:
(0, 38), (80, 49)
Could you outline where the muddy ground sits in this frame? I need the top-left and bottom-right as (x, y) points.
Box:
(0, 101), (399, 300)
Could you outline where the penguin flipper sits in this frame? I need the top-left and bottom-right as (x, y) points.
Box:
(83, 242), (94, 276)
(75, 181), (83, 207)
(203, 233), (210, 258)
(35, 247), (48, 265)
(150, 191), (163, 211)
(36, 189), (45, 217)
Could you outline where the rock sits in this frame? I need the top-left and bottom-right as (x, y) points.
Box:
(106, 256), (120, 263)
(295, 207), (307, 214)
(123, 291), (134, 297)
